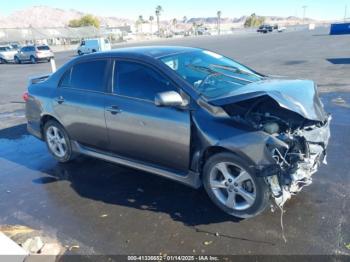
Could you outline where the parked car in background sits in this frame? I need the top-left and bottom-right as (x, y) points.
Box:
(14, 45), (54, 64)
(77, 38), (111, 55)
(257, 24), (273, 33)
(277, 26), (287, 32)
(25, 46), (330, 218)
(9, 43), (21, 51)
(0, 45), (17, 63)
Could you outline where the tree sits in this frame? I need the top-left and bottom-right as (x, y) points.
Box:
(155, 5), (163, 36)
(136, 15), (145, 33)
(244, 13), (265, 27)
(68, 15), (100, 28)
(217, 10), (222, 35)
(183, 16), (187, 23)
(149, 16), (154, 34)
(192, 22), (202, 36)
(172, 18), (177, 31)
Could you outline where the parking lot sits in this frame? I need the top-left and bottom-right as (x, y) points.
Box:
(0, 27), (349, 257)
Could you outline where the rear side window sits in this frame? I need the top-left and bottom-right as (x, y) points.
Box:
(113, 61), (177, 101)
(37, 46), (50, 51)
(28, 46), (35, 51)
(60, 60), (108, 92)
(59, 69), (71, 87)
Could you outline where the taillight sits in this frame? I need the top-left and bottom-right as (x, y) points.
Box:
(22, 92), (29, 102)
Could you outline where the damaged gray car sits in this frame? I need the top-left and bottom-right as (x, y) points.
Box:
(25, 46), (331, 218)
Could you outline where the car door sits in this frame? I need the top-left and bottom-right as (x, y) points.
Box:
(18, 47), (27, 60)
(104, 60), (191, 172)
(52, 58), (110, 150)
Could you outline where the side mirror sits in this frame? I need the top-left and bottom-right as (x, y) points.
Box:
(155, 91), (184, 107)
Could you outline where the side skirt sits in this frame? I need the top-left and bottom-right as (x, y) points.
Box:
(71, 141), (202, 189)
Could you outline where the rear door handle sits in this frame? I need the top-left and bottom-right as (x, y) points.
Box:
(106, 105), (122, 115)
(55, 96), (64, 104)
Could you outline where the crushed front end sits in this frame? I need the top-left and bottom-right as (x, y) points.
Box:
(265, 115), (331, 206)
(215, 80), (331, 207)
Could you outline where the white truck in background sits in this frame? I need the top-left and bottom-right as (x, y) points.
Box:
(77, 38), (111, 55)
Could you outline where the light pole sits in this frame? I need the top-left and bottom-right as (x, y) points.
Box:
(344, 5), (348, 22)
(217, 11), (222, 35)
(302, 5), (307, 24)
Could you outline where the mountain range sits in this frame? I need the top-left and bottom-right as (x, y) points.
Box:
(0, 6), (316, 28)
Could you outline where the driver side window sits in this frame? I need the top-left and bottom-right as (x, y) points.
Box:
(113, 61), (177, 101)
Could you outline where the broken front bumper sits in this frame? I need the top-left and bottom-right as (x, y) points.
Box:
(267, 115), (331, 207)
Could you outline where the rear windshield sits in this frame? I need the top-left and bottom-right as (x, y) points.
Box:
(37, 46), (50, 51)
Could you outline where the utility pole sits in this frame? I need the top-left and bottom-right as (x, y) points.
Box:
(302, 5), (307, 24)
(217, 11), (222, 35)
(345, 5), (348, 22)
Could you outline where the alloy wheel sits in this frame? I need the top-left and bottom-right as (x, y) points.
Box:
(209, 162), (256, 211)
(46, 126), (67, 158)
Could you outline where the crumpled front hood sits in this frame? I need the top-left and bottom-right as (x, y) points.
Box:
(208, 79), (327, 122)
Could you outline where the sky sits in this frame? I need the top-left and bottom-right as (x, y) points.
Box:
(1, 0), (349, 21)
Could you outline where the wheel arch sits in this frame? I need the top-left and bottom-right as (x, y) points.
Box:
(198, 146), (256, 176)
(40, 114), (64, 137)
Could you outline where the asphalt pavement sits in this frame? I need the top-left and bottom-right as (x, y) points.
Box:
(0, 26), (349, 257)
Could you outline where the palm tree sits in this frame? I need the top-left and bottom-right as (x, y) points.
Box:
(155, 5), (163, 36)
(149, 16), (154, 34)
(137, 15), (144, 33)
(217, 10), (222, 35)
(172, 18), (177, 32)
(192, 22), (198, 36)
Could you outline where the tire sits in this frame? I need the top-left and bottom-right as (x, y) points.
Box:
(92, 49), (96, 53)
(78, 50), (83, 56)
(0, 58), (4, 64)
(44, 120), (75, 163)
(30, 56), (36, 64)
(202, 152), (270, 218)
(14, 56), (21, 64)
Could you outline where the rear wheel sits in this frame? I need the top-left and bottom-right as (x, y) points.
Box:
(0, 58), (5, 64)
(44, 120), (75, 163)
(92, 49), (96, 53)
(203, 152), (270, 218)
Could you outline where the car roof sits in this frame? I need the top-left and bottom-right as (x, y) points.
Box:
(89, 46), (201, 59)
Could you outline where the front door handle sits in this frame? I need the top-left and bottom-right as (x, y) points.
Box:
(106, 105), (122, 115)
(55, 96), (64, 104)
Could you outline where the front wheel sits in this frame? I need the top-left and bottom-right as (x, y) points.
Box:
(203, 152), (270, 218)
(30, 56), (36, 64)
(44, 120), (75, 163)
(14, 56), (21, 64)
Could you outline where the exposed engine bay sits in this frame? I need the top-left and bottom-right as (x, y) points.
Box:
(223, 95), (331, 207)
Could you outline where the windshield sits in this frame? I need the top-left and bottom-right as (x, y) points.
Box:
(159, 50), (264, 99)
(0, 46), (12, 51)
